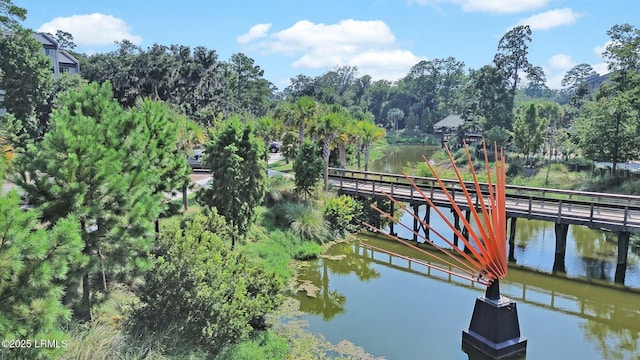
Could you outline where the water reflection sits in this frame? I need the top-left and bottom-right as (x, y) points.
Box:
(371, 144), (640, 288)
(512, 219), (640, 287)
(296, 236), (640, 360)
(370, 144), (439, 174)
(296, 242), (380, 320)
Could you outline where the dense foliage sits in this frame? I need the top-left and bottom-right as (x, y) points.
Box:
(13, 82), (188, 320)
(134, 210), (283, 354)
(293, 140), (324, 200)
(0, 191), (85, 359)
(196, 116), (267, 248)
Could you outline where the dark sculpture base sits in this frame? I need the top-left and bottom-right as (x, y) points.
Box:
(462, 294), (527, 359)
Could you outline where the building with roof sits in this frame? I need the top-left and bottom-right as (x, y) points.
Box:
(32, 32), (80, 77)
(433, 114), (465, 133)
(0, 32), (80, 116)
(433, 114), (483, 147)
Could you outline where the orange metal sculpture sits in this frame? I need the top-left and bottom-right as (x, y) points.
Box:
(364, 141), (527, 359)
(365, 142), (507, 286)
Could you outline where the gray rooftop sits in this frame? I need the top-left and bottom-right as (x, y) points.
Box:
(433, 115), (464, 130)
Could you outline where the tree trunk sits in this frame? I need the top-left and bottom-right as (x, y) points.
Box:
(99, 250), (108, 291)
(80, 272), (92, 321)
(339, 143), (347, 168)
(364, 143), (371, 172)
(323, 140), (331, 191)
(182, 184), (188, 211)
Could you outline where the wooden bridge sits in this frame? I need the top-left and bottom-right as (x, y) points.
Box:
(328, 167), (640, 284)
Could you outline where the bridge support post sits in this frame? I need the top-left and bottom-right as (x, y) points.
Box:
(615, 231), (630, 284)
(462, 280), (527, 359)
(463, 210), (472, 254)
(412, 204), (419, 242)
(389, 201), (397, 237)
(425, 205), (431, 239)
(508, 217), (517, 262)
(553, 223), (569, 273)
(453, 210), (460, 247)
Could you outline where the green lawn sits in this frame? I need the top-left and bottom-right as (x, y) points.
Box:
(269, 159), (293, 173)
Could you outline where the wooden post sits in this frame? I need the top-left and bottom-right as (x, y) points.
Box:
(389, 201), (397, 236)
(553, 223), (569, 273)
(615, 231), (630, 284)
(413, 204), (419, 242)
(463, 210), (472, 254)
(508, 217), (517, 262)
(423, 205), (431, 240)
(453, 210), (460, 247)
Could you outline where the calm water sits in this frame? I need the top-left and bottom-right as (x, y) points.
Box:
(371, 144), (640, 289)
(293, 145), (640, 359)
(296, 236), (640, 359)
(370, 144), (440, 174)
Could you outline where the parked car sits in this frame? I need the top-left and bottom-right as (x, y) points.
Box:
(268, 141), (282, 153)
(188, 148), (205, 169)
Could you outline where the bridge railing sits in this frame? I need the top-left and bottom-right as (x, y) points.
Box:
(327, 167), (640, 206)
(327, 167), (640, 231)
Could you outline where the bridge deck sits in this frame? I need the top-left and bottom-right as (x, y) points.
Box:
(328, 168), (640, 233)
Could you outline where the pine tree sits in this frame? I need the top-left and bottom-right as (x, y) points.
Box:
(293, 140), (323, 201)
(196, 116), (267, 249)
(0, 159), (85, 359)
(14, 82), (179, 319)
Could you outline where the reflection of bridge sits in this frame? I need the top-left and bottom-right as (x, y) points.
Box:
(329, 167), (640, 284)
(356, 241), (640, 329)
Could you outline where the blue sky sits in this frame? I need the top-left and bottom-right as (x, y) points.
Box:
(14, 0), (640, 90)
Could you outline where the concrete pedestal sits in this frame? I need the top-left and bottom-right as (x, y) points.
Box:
(462, 294), (527, 359)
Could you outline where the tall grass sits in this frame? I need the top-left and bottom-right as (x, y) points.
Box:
(283, 202), (331, 243)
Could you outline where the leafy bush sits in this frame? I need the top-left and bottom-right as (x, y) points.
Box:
(506, 157), (525, 177)
(323, 195), (360, 236)
(293, 140), (323, 200)
(216, 330), (289, 360)
(133, 210), (284, 355)
(244, 229), (323, 281)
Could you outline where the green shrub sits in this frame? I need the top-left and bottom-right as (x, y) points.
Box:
(506, 157), (525, 177)
(216, 330), (289, 360)
(133, 210), (284, 355)
(323, 195), (359, 236)
(293, 241), (323, 260)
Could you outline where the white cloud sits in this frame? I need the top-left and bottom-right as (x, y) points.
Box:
(237, 23), (271, 44)
(593, 41), (611, 58)
(543, 54), (576, 89)
(515, 8), (583, 30)
(409, 0), (549, 13)
(454, 0), (549, 14)
(242, 19), (423, 81)
(544, 54), (611, 89)
(37, 13), (142, 48)
(548, 54), (576, 70)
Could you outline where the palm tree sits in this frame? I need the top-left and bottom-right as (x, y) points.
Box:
(293, 96), (317, 145)
(358, 120), (386, 172)
(314, 106), (344, 190)
(335, 116), (358, 169)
